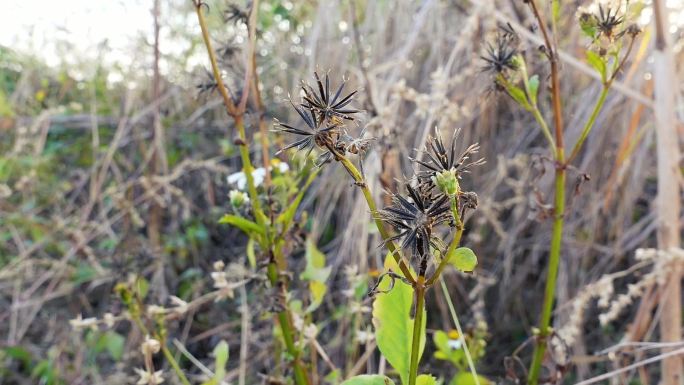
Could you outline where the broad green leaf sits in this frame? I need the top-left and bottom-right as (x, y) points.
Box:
(527, 75), (540, 106)
(448, 247), (478, 273)
(585, 51), (607, 82)
(450, 372), (490, 385)
(218, 214), (264, 236)
(373, 254), (426, 385)
(301, 240), (331, 312)
(505, 84), (530, 110)
(416, 375), (437, 385)
(201, 340), (229, 385)
(341, 375), (396, 385)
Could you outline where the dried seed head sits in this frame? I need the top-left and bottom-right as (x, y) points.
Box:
(376, 183), (451, 259)
(481, 26), (520, 74)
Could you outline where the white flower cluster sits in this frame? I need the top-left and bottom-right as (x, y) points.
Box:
(227, 160), (290, 190)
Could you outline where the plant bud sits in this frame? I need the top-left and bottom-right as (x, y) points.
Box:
(229, 189), (250, 209)
(433, 169), (459, 197)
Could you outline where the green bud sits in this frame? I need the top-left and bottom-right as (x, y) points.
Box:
(433, 169), (459, 197)
(229, 190), (250, 209)
(579, 12), (598, 39)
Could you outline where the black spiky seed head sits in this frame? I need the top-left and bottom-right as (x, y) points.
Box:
(273, 100), (340, 166)
(301, 71), (361, 124)
(376, 184), (452, 259)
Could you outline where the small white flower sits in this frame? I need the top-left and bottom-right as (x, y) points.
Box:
(135, 368), (164, 385)
(227, 171), (248, 190)
(447, 339), (463, 350)
(303, 324), (318, 341)
(103, 313), (116, 328)
(141, 335), (161, 355)
(355, 329), (375, 344)
(169, 296), (189, 315)
(146, 305), (167, 317)
(213, 260), (225, 271)
(69, 314), (98, 331)
(211, 271), (229, 289)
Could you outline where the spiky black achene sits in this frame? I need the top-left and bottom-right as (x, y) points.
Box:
(274, 101), (340, 166)
(301, 72), (360, 124)
(414, 130), (484, 181)
(481, 31), (519, 74)
(596, 5), (624, 39)
(377, 184), (451, 258)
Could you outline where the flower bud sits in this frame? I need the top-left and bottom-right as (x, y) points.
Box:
(229, 190), (249, 209)
(432, 169), (459, 197)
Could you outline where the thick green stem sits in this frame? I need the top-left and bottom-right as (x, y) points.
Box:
(408, 276), (426, 385)
(567, 86), (609, 164)
(267, 261), (310, 385)
(528, 155), (565, 385)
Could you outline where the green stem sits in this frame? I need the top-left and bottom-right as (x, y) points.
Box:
(160, 345), (192, 385)
(530, 106), (558, 157)
(194, 3), (265, 225)
(335, 152), (416, 284)
(408, 276), (426, 385)
(528, 154), (565, 385)
(438, 276), (480, 385)
(266, 261), (310, 385)
(566, 86), (609, 164)
(426, 195), (463, 286)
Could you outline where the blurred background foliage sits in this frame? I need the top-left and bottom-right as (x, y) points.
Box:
(0, 0), (683, 384)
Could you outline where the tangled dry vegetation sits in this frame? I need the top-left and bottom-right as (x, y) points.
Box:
(0, 1), (683, 384)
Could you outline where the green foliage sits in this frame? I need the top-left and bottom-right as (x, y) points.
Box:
(416, 375), (438, 385)
(91, 330), (126, 361)
(201, 341), (229, 385)
(301, 240), (331, 312)
(341, 375), (396, 385)
(372, 258), (426, 384)
(218, 214), (265, 237)
(448, 247), (478, 273)
(586, 51), (607, 83)
(450, 373), (490, 385)
(505, 83), (531, 110)
(527, 75), (540, 106)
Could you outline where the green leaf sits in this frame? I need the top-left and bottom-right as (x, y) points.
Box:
(505, 83), (531, 110)
(450, 372), (491, 385)
(95, 331), (125, 361)
(585, 51), (607, 82)
(527, 75), (540, 106)
(341, 375), (396, 385)
(201, 340), (229, 385)
(2, 346), (32, 367)
(301, 240), (331, 312)
(448, 247), (478, 273)
(373, 256), (426, 385)
(246, 237), (257, 269)
(135, 276), (149, 300)
(276, 170), (318, 232)
(218, 214), (264, 236)
(416, 375), (437, 385)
